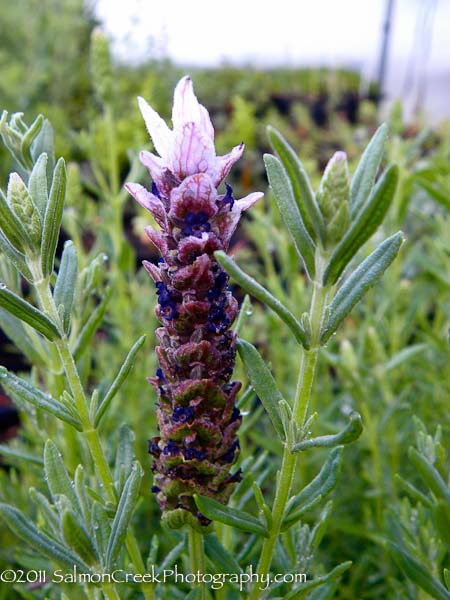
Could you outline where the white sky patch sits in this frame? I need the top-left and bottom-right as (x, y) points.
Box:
(96, 0), (450, 121)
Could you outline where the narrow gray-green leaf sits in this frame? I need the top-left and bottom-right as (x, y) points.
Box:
(0, 367), (81, 430)
(195, 494), (268, 537)
(28, 153), (49, 216)
(62, 509), (98, 566)
(44, 440), (80, 509)
(114, 425), (136, 490)
(264, 153), (316, 279)
(29, 488), (60, 533)
(0, 444), (43, 466)
(105, 461), (143, 569)
(21, 115), (44, 168)
(95, 335), (146, 427)
(284, 561), (352, 600)
(54, 240), (78, 332)
(384, 343), (427, 372)
(323, 165), (399, 285)
(0, 307), (48, 365)
(292, 413), (363, 452)
(283, 447), (343, 529)
(0, 285), (60, 340)
(31, 119), (55, 182)
(350, 123), (388, 215)
(0, 189), (31, 251)
(237, 338), (285, 441)
(215, 251), (308, 347)
(385, 541), (450, 600)
(0, 503), (91, 573)
(408, 447), (450, 504)
(41, 158), (66, 277)
(91, 502), (111, 559)
(72, 290), (111, 360)
(321, 233), (404, 342)
(204, 533), (242, 574)
(0, 230), (33, 281)
(267, 126), (325, 243)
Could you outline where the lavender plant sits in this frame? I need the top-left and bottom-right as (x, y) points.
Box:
(126, 76), (262, 530)
(0, 70), (426, 600)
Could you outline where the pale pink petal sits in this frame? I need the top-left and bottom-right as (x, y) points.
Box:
(172, 76), (214, 140)
(234, 192), (264, 212)
(213, 143), (245, 186)
(172, 77), (200, 127)
(125, 182), (167, 227)
(199, 105), (214, 140)
(142, 260), (162, 282)
(144, 226), (169, 254)
(138, 96), (173, 159)
(171, 122), (216, 180)
(213, 192), (263, 247)
(140, 150), (166, 180)
(169, 173), (218, 219)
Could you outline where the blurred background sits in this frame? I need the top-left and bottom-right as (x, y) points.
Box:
(1, 4), (449, 598)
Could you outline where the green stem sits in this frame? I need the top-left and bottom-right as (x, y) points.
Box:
(249, 279), (327, 600)
(188, 526), (207, 600)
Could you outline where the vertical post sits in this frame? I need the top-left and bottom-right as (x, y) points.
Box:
(376, 0), (395, 102)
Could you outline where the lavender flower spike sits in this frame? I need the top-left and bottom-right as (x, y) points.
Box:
(126, 76), (262, 530)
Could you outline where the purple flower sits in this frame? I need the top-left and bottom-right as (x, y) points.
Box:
(126, 76), (262, 530)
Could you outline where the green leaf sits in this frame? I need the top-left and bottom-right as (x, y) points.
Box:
(444, 569), (450, 591)
(186, 589), (202, 600)
(0, 368), (82, 430)
(31, 119), (55, 182)
(0, 444), (43, 466)
(54, 240), (78, 332)
(62, 509), (98, 566)
(105, 461), (143, 569)
(44, 440), (80, 509)
(0, 230), (33, 281)
(114, 425), (136, 492)
(415, 177), (450, 210)
(0, 188), (32, 252)
(433, 501), (450, 551)
(215, 251), (308, 348)
(0, 307), (48, 365)
(384, 343), (428, 372)
(195, 494), (268, 537)
(29, 487), (60, 533)
(237, 339), (285, 441)
(264, 153), (316, 279)
(283, 447), (343, 529)
(7, 173), (42, 247)
(72, 289), (112, 360)
(204, 533), (242, 574)
(21, 115), (44, 168)
(0, 503), (91, 573)
(323, 164), (399, 285)
(284, 561), (352, 599)
(0, 285), (60, 340)
(350, 123), (388, 215)
(408, 447), (450, 504)
(41, 158), (66, 277)
(321, 233), (404, 342)
(292, 412), (363, 452)
(91, 502), (111, 559)
(267, 126), (325, 242)
(95, 335), (146, 427)
(385, 541), (450, 600)
(28, 153), (49, 216)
